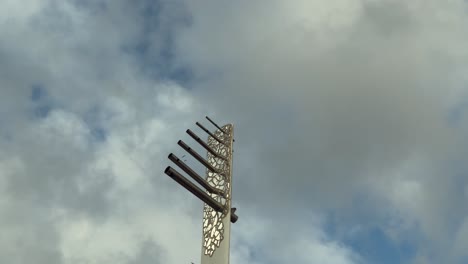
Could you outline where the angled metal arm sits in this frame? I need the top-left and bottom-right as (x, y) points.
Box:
(196, 122), (226, 146)
(168, 153), (224, 196)
(164, 166), (239, 223)
(186, 129), (227, 161)
(205, 116), (228, 135)
(177, 140), (221, 174)
(165, 166), (225, 212)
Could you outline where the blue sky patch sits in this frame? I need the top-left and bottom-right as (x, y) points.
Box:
(447, 99), (468, 127)
(31, 84), (47, 102)
(30, 84), (54, 118)
(83, 105), (109, 143)
(33, 105), (52, 118)
(90, 127), (107, 142)
(121, 0), (193, 86)
(323, 196), (419, 264)
(344, 226), (416, 264)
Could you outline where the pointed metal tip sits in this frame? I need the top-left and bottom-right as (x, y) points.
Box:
(205, 116), (228, 134)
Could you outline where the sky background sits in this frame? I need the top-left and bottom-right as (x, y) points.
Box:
(1, 0), (468, 263)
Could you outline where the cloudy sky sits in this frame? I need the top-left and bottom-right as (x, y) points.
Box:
(1, 0), (468, 263)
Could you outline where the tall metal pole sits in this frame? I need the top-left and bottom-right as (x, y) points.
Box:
(200, 121), (234, 264)
(163, 116), (237, 264)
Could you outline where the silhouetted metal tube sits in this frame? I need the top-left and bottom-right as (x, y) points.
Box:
(164, 166), (225, 213)
(186, 129), (227, 161)
(177, 140), (221, 174)
(206, 116), (228, 135)
(168, 153), (224, 195)
(196, 122), (226, 146)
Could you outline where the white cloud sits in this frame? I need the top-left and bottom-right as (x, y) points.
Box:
(230, 213), (361, 264)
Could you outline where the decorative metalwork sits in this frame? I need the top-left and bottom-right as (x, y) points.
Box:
(163, 117), (237, 264)
(202, 124), (233, 256)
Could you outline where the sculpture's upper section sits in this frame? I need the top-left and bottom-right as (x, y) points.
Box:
(163, 117), (237, 261)
(202, 124), (233, 256)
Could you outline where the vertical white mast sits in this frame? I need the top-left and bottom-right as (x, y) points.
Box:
(163, 117), (237, 264)
(201, 123), (234, 264)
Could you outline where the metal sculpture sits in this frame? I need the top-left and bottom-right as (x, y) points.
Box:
(164, 116), (237, 264)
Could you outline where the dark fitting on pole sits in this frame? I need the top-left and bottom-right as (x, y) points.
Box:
(196, 122), (226, 146)
(168, 153), (224, 196)
(186, 129), (227, 161)
(205, 116), (228, 135)
(164, 166), (225, 213)
(177, 140), (221, 174)
(230, 208), (238, 223)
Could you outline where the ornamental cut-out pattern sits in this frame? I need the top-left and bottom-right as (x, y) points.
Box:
(202, 124), (233, 256)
